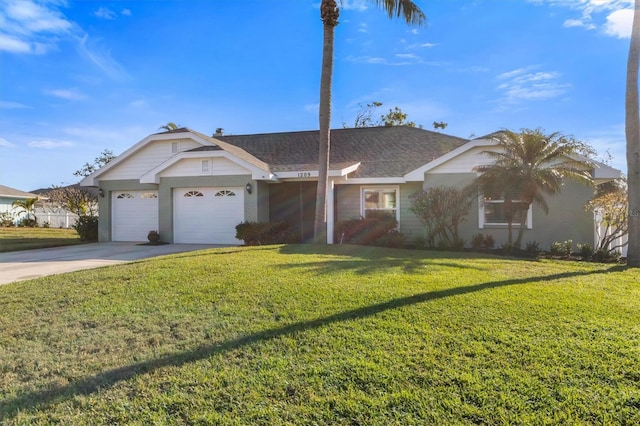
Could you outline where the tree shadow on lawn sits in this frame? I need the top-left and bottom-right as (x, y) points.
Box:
(0, 265), (624, 419)
(279, 244), (496, 275)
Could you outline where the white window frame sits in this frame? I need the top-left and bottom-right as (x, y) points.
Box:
(478, 195), (532, 229)
(360, 186), (400, 222)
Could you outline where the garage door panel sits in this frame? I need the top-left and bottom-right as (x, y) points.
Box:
(174, 187), (243, 244)
(112, 191), (158, 241)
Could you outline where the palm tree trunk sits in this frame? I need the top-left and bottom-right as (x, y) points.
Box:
(314, 1), (339, 243)
(626, 0), (640, 267)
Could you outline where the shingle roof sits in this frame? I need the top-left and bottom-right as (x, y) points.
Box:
(0, 185), (40, 199)
(215, 126), (469, 178)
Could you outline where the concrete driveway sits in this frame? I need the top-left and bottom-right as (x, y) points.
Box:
(0, 242), (225, 285)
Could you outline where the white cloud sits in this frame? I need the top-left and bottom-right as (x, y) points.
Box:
(28, 139), (74, 149)
(604, 8), (634, 37)
(530, 0), (634, 38)
(0, 100), (29, 109)
(0, 137), (16, 148)
(121, 9), (132, 16)
(496, 67), (571, 103)
(44, 88), (87, 101)
(304, 103), (319, 113)
(0, 34), (32, 53)
(94, 7), (116, 20)
(76, 34), (130, 81)
(0, 0), (74, 54)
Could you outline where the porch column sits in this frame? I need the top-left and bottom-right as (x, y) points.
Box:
(327, 179), (335, 244)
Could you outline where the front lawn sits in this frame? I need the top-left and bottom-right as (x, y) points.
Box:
(0, 245), (638, 424)
(0, 227), (82, 252)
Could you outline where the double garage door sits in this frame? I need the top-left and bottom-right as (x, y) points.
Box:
(112, 187), (244, 244)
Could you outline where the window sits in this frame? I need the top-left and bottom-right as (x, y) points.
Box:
(480, 195), (532, 228)
(201, 160), (209, 173)
(184, 191), (204, 197)
(140, 192), (157, 199)
(362, 187), (399, 220)
(116, 193), (134, 199)
(214, 190), (236, 197)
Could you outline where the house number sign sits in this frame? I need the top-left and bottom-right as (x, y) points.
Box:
(297, 172), (312, 178)
(631, 209), (640, 217)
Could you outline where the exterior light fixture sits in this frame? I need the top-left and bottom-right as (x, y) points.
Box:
(99, 188), (104, 198)
(245, 183), (252, 194)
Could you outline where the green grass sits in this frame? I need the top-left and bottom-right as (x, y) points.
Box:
(0, 244), (638, 424)
(0, 227), (82, 252)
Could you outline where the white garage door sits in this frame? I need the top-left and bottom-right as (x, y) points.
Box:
(174, 187), (244, 244)
(112, 191), (159, 241)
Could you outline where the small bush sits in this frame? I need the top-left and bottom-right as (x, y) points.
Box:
(524, 241), (541, 257)
(471, 233), (485, 250)
(550, 240), (572, 257)
(17, 217), (38, 228)
(577, 242), (593, 260)
(73, 215), (99, 241)
(0, 212), (15, 227)
(592, 249), (622, 263)
(335, 212), (399, 246)
(235, 221), (291, 245)
(471, 233), (495, 250)
(375, 229), (406, 248)
(43, 221), (50, 228)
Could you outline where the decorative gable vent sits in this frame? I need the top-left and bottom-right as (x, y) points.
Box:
(171, 141), (179, 153)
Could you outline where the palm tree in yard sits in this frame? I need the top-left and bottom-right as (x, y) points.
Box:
(314, 0), (426, 243)
(626, 0), (640, 267)
(473, 129), (593, 250)
(12, 197), (39, 224)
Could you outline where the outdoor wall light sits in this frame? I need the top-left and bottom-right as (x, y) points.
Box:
(245, 183), (252, 194)
(98, 188), (104, 198)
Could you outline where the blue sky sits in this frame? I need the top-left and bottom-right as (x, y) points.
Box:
(0, 0), (634, 191)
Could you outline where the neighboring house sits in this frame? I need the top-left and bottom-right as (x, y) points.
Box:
(31, 185), (99, 228)
(0, 185), (40, 225)
(80, 127), (621, 249)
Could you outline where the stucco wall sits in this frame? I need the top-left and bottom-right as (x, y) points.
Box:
(421, 172), (595, 251)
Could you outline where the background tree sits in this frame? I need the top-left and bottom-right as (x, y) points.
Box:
(347, 101), (384, 128)
(626, 0), (640, 267)
(473, 129), (593, 250)
(380, 106), (417, 127)
(45, 186), (98, 217)
(314, 0), (425, 243)
(74, 149), (115, 178)
(586, 179), (629, 254)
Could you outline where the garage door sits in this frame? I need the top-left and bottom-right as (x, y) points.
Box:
(112, 191), (159, 241)
(174, 187), (244, 244)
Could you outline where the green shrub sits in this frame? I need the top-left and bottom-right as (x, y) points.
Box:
(17, 217), (38, 228)
(524, 241), (541, 257)
(577, 242), (593, 260)
(550, 240), (572, 257)
(0, 212), (15, 227)
(375, 229), (406, 248)
(335, 212), (399, 246)
(235, 221), (291, 245)
(471, 233), (495, 250)
(73, 215), (99, 241)
(592, 249), (622, 263)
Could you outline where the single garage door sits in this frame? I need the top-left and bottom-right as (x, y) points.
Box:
(174, 187), (244, 244)
(112, 191), (159, 241)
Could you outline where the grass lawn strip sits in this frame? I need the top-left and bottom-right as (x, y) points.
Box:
(0, 228), (81, 252)
(0, 244), (638, 424)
